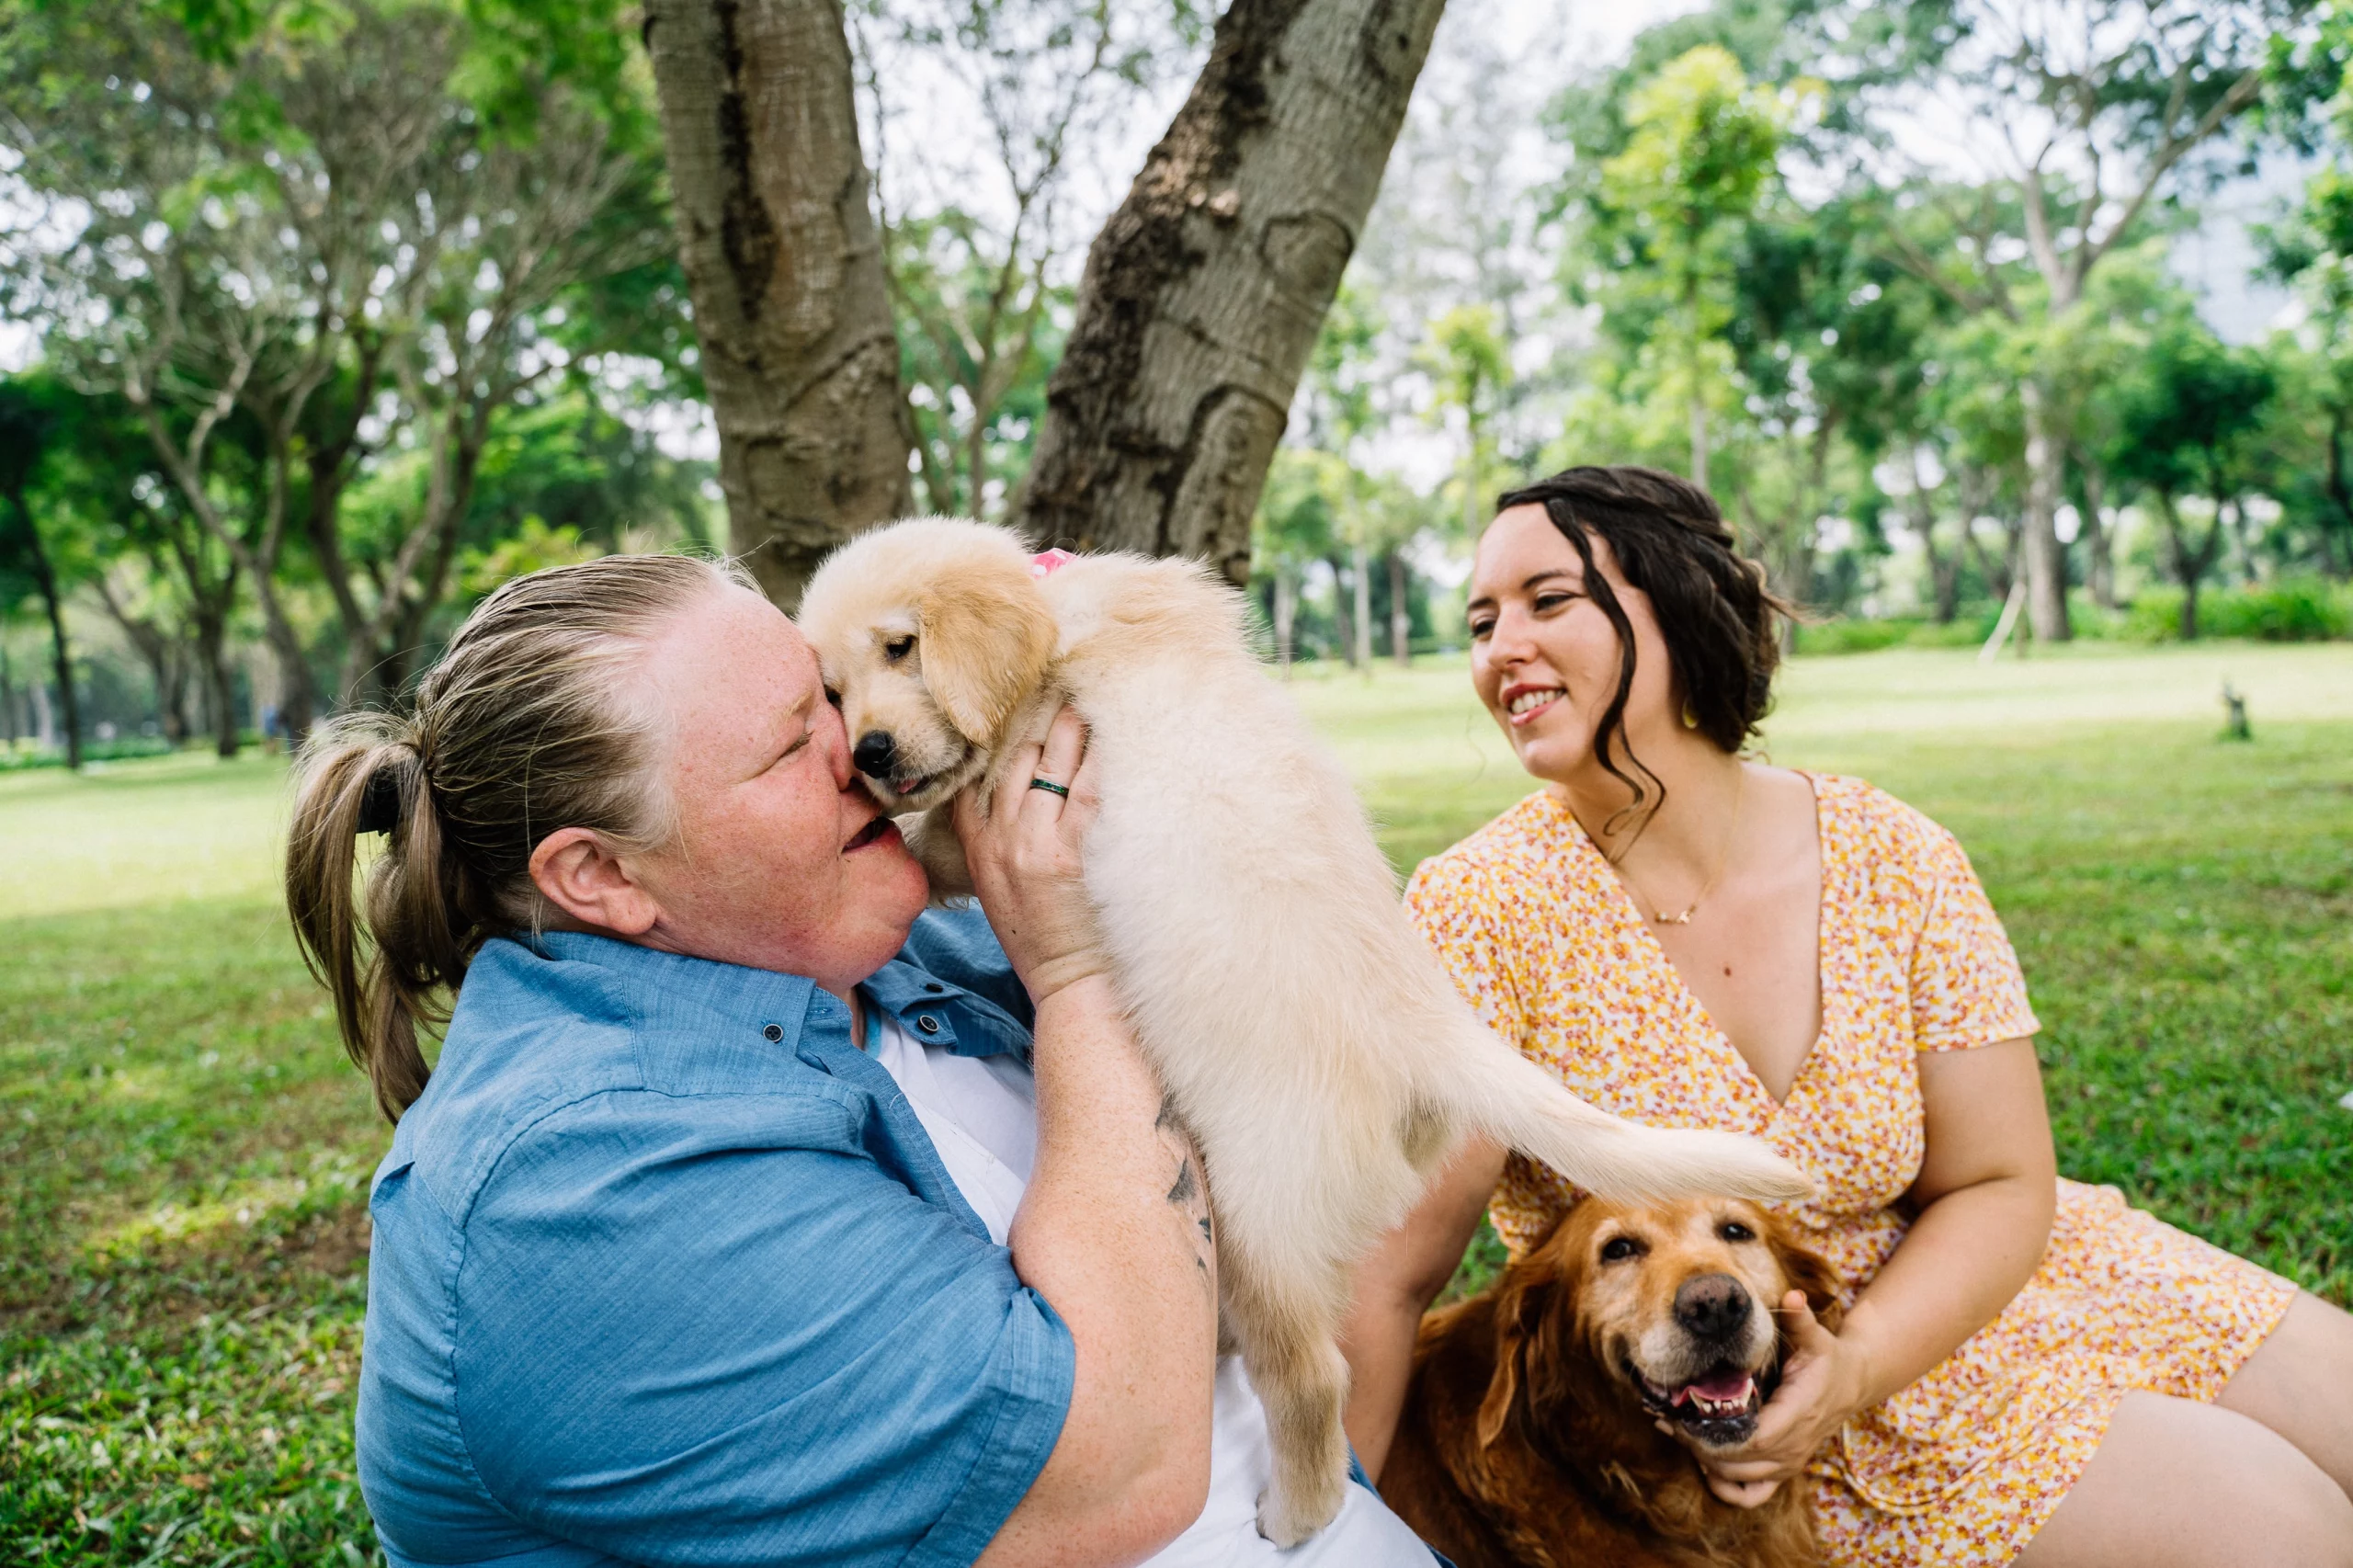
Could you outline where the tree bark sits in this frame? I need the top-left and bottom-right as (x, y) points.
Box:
(93, 574), (189, 745)
(1010, 0), (1449, 583)
(6, 487), (81, 769)
(1350, 542), (1373, 669)
(2018, 377), (2071, 642)
(1387, 548), (1411, 665)
(0, 640), (17, 745)
(642, 0), (914, 609)
(1908, 449), (1958, 623)
(1327, 553), (1357, 667)
(2075, 457), (2116, 610)
(1272, 565), (1295, 670)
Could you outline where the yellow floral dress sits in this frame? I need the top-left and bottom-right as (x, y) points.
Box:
(1403, 776), (2298, 1568)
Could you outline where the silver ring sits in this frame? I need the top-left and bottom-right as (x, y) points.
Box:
(1029, 778), (1071, 799)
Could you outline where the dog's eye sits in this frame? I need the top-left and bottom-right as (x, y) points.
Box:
(1718, 1221), (1756, 1243)
(824, 687), (842, 709)
(1598, 1236), (1643, 1263)
(883, 634), (915, 663)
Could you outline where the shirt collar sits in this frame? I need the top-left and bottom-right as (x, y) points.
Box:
(517, 925), (1033, 1068)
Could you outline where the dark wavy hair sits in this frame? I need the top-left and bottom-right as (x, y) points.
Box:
(1492, 464), (1792, 835)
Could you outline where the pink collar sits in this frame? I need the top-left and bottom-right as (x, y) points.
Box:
(1029, 548), (1077, 579)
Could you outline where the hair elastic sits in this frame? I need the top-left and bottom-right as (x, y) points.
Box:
(358, 766), (404, 836)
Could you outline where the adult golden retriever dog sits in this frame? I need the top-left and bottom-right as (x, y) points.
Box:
(1381, 1197), (1841, 1568)
(797, 518), (1813, 1544)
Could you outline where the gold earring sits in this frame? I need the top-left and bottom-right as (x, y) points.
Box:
(1682, 702), (1699, 730)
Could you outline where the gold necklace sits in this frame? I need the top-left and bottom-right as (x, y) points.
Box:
(1625, 768), (1744, 926)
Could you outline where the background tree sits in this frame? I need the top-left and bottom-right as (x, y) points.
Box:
(641, 0), (913, 606)
(999, 0), (1449, 582)
(0, 378), (84, 768)
(1857, 0), (2301, 644)
(2105, 316), (2277, 637)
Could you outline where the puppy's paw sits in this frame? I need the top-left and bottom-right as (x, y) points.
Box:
(1255, 1476), (1344, 1549)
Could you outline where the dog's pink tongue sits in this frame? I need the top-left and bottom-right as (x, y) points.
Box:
(1689, 1370), (1755, 1402)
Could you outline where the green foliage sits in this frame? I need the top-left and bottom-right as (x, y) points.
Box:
(2123, 579), (2353, 642)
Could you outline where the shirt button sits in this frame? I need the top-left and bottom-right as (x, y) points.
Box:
(762, 1023), (784, 1043)
(915, 1015), (940, 1035)
(923, 983), (945, 994)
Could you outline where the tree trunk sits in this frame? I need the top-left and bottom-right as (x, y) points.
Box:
(2320, 405), (2353, 581)
(1387, 548), (1411, 666)
(1327, 553), (1357, 667)
(0, 639), (17, 745)
(30, 665), (54, 747)
(2075, 457), (2116, 610)
(2018, 378), (2073, 642)
(1350, 542), (1373, 670)
(94, 576), (190, 745)
(193, 608), (240, 758)
(1272, 565), (1295, 670)
(5, 487), (80, 769)
(1688, 383), (1709, 495)
(642, 0), (914, 610)
(1011, 0), (1449, 582)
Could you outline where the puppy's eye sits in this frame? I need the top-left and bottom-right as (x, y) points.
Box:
(1719, 1221), (1756, 1243)
(1599, 1236), (1643, 1263)
(883, 634), (915, 663)
(824, 687), (842, 709)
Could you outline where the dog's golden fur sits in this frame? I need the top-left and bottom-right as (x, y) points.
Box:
(1382, 1198), (1841, 1568)
(797, 519), (1814, 1544)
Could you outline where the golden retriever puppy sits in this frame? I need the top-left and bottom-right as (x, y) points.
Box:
(1381, 1197), (1840, 1568)
(798, 519), (1813, 1545)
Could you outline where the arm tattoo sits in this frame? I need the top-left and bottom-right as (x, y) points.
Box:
(1156, 1096), (1217, 1290)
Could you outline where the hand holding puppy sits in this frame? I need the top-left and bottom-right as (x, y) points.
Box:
(953, 704), (1108, 1006)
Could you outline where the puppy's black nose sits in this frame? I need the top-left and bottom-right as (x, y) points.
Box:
(852, 730), (897, 777)
(1674, 1273), (1752, 1341)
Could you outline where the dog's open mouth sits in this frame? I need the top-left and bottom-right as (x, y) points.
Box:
(1632, 1360), (1774, 1445)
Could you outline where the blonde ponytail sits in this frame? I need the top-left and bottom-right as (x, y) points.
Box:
(285, 553), (750, 1122)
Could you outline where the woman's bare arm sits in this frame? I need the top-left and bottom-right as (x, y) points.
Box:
(1339, 1136), (1506, 1479)
(1702, 1036), (2057, 1502)
(962, 710), (1219, 1567)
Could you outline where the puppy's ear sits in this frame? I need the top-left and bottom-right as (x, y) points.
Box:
(915, 571), (1058, 745)
(1768, 1221), (1844, 1333)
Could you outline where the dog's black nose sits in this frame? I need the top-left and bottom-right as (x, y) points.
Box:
(852, 730), (896, 777)
(1673, 1273), (1752, 1341)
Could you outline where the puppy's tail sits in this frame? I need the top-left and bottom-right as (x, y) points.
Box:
(1446, 1023), (1816, 1207)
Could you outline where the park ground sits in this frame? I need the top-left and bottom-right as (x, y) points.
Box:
(4, 642), (2351, 1565)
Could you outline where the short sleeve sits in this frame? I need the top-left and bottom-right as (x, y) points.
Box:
(1404, 852), (1529, 1047)
(450, 1094), (1072, 1568)
(1906, 823), (2040, 1052)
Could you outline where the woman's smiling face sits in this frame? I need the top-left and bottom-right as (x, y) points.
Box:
(1469, 504), (1677, 790)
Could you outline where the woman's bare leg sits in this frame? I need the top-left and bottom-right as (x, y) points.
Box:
(2214, 1291), (2353, 1497)
(2012, 1392), (2353, 1568)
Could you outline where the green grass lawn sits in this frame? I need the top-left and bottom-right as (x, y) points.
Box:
(6, 642), (2352, 1564)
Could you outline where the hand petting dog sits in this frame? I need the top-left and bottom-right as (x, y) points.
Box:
(1691, 1290), (1865, 1507)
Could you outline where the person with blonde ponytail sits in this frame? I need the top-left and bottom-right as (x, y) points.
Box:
(284, 556), (1293, 1568)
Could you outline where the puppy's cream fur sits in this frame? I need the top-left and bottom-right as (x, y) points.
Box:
(799, 520), (1814, 1546)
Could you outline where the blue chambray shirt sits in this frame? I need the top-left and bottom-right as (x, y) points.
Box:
(357, 906), (1074, 1568)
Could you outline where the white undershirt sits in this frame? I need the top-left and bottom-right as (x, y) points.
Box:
(864, 1011), (1434, 1566)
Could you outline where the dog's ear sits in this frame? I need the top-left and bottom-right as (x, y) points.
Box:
(1473, 1250), (1566, 1449)
(1768, 1221), (1844, 1333)
(914, 570), (1058, 745)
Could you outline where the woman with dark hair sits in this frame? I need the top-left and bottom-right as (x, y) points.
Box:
(1340, 467), (2353, 1567)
